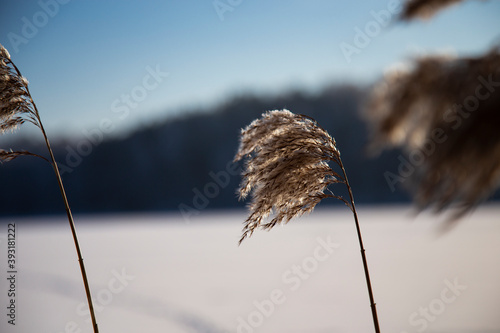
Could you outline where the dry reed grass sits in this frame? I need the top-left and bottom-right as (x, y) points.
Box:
(400, 0), (465, 20)
(234, 109), (380, 332)
(234, 110), (343, 244)
(0, 46), (37, 133)
(366, 48), (500, 216)
(0, 45), (51, 163)
(0, 43), (99, 333)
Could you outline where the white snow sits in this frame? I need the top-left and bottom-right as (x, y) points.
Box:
(1, 204), (499, 333)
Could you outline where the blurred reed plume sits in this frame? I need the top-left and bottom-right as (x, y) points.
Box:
(235, 109), (380, 333)
(366, 48), (500, 217)
(0, 43), (99, 333)
(400, 0), (465, 20)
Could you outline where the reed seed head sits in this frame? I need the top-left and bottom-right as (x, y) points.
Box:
(366, 48), (500, 217)
(0, 45), (10, 60)
(0, 43), (36, 134)
(0, 43), (43, 163)
(234, 109), (342, 244)
(400, 0), (464, 20)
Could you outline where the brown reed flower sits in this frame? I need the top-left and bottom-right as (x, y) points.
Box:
(400, 0), (465, 20)
(366, 48), (500, 216)
(235, 110), (381, 333)
(234, 110), (343, 244)
(0, 45), (37, 133)
(0, 43), (44, 163)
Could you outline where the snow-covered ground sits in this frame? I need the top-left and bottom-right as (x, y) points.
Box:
(1, 205), (499, 333)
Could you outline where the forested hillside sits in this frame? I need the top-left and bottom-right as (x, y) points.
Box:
(0, 84), (421, 216)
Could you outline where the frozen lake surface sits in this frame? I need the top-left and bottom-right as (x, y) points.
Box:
(1, 205), (499, 333)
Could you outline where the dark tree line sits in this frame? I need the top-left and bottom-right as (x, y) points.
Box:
(3, 83), (494, 217)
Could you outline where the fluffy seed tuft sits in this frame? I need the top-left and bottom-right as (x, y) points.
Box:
(234, 110), (343, 244)
(400, 0), (464, 20)
(365, 48), (500, 217)
(0, 43), (36, 133)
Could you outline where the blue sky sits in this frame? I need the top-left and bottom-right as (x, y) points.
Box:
(1, 0), (499, 138)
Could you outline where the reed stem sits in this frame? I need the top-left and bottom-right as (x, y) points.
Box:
(338, 158), (380, 333)
(9, 60), (99, 333)
(38, 122), (100, 333)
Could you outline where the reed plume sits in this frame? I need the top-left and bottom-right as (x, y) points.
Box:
(235, 109), (380, 333)
(234, 110), (341, 243)
(0, 43), (99, 333)
(366, 48), (500, 217)
(400, 0), (465, 20)
(0, 47), (34, 132)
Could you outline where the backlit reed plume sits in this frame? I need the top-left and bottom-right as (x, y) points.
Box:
(235, 109), (380, 333)
(0, 43), (99, 333)
(400, 0), (465, 20)
(366, 48), (500, 217)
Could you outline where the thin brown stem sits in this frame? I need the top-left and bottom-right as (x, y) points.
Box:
(338, 158), (380, 333)
(10, 59), (99, 333)
(38, 120), (99, 333)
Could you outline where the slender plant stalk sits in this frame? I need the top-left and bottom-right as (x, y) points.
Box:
(38, 120), (100, 333)
(6, 57), (99, 333)
(339, 159), (380, 333)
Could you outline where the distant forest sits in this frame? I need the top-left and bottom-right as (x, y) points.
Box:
(1, 84), (496, 216)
